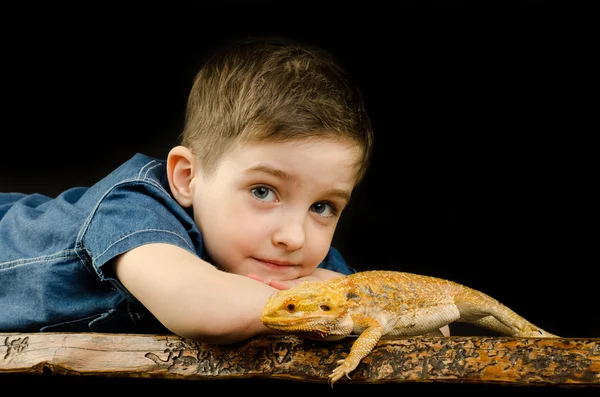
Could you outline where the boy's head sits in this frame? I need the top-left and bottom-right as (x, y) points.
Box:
(181, 36), (373, 185)
(169, 36), (373, 281)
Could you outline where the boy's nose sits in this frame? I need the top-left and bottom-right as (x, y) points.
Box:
(271, 218), (305, 251)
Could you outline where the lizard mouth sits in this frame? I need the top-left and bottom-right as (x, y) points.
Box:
(261, 315), (333, 330)
(264, 320), (347, 341)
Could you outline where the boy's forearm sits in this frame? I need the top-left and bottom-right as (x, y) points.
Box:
(176, 271), (278, 344)
(114, 243), (277, 344)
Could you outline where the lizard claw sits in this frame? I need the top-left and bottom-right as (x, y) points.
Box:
(328, 359), (355, 387)
(327, 372), (346, 387)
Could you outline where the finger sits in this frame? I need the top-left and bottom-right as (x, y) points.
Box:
(247, 274), (271, 285)
(269, 279), (291, 290)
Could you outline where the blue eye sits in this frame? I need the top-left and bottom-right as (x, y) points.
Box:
(251, 186), (277, 202)
(310, 202), (336, 217)
(253, 187), (270, 199)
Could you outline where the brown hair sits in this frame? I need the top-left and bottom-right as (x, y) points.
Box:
(181, 36), (373, 184)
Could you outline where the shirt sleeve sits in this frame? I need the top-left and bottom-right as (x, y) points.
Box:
(318, 246), (356, 275)
(80, 181), (202, 281)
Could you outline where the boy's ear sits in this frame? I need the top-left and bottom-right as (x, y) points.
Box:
(167, 146), (196, 208)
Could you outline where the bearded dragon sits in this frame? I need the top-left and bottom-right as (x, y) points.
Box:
(260, 270), (558, 385)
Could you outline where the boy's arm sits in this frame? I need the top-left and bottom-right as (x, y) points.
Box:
(113, 242), (276, 344)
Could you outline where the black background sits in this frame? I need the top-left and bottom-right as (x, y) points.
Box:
(0, 1), (598, 394)
(1, 0), (597, 347)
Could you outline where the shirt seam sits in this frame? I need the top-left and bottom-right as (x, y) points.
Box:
(92, 229), (194, 263)
(0, 249), (79, 271)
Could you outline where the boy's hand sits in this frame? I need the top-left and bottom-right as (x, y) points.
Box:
(248, 268), (344, 290)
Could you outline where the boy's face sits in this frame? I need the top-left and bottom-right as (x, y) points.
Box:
(190, 138), (361, 281)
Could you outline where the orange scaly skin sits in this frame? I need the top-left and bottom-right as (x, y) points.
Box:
(260, 270), (559, 386)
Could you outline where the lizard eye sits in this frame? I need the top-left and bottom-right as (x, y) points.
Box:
(320, 305), (330, 311)
(286, 303), (296, 312)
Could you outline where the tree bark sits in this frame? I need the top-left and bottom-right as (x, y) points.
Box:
(1, 333), (598, 388)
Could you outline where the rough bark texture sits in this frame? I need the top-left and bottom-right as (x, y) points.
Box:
(1, 332), (598, 388)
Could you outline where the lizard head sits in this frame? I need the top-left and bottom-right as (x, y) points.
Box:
(260, 281), (352, 340)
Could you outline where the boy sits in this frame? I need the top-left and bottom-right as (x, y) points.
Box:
(0, 36), (374, 343)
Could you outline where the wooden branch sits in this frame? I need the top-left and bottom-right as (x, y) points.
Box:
(1, 332), (598, 388)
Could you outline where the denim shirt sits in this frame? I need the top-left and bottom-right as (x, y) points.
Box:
(0, 153), (355, 333)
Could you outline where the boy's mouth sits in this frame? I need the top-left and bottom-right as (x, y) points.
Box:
(254, 257), (297, 270)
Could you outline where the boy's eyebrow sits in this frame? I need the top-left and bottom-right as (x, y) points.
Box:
(243, 164), (352, 202)
(322, 188), (352, 203)
(243, 164), (295, 181)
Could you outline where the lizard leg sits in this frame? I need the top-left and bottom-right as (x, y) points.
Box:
(328, 318), (383, 387)
(469, 315), (512, 334)
(454, 287), (559, 337)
